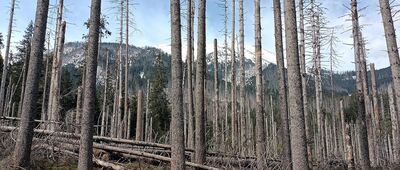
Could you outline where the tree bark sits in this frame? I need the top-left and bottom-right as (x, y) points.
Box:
(12, 0), (50, 168)
(213, 39), (220, 150)
(195, 0), (206, 165)
(77, 0), (101, 168)
(223, 0), (229, 147)
(170, 1), (185, 168)
(136, 90), (144, 141)
(101, 50), (110, 136)
(388, 84), (399, 162)
(75, 86), (82, 134)
(273, 0), (291, 167)
(0, 0), (16, 115)
(379, 0), (400, 161)
(124, 0), (129, 140)
(231, 0), (238, 151)
(350, 0), (371, 168)
(254, 0), (266, 168)
(187, 0), (195, 149)
(283, 0), (309, 168)
(238, 0), (246, 156)
(49, 21), (66, 131)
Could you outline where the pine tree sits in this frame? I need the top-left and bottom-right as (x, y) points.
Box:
(149, 55), (171, 139)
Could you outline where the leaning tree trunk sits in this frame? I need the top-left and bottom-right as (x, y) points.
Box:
(186, 0), (195, 149)
(195, 0), (206, 165)
(238, 0), (247, 156)
(170, 1), (185, 168)
(350, 0), (371, 168)
(273, 0), (291, 167)
(136, 90), (144, 141)
(77, 0), (101, 168)
(254, 0), (266, 168)
(284, 0), (309, 169)
(379, 0), (400, 161)
(12, 0), (50, 168)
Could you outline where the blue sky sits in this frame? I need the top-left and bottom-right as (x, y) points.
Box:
(0, 0), (397, 71)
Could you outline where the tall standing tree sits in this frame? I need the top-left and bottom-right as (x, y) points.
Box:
(77, 0), (101, 168)
(379, 0), (400, 161)
(231, 0), (238, 150)
(0, 0), (16, 115)
(124, 0), (130, 138)
(254, 0), (266, 168)
(170, 0), (185, 168)
(214, 38), (220, 149)
(238, 0), (246, 156)
(195, 0), (206, 165)
(284, 0), (309, 168)
(12, 0), (50, 168)
(187, 0), (195, 149)
(351, 0), (371, 168)
(273, 0), (291, 167)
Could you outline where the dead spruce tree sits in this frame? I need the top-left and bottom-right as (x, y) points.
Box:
(124, 0), (130, 139)
(12, 0), (50, 168)
(214, 38), (220, 149)
(77, 0), (101, 168)
(284, 0), (309, 168)
(273, 0), (291, 167)
(136, 90), (144, 140)
(0, 0), (16, 115)
(187, 0), (195, 149)
(231, 0), (238, 150)
(350, 0), (371, 168)
(379, 0), (400, 161)
(195, 0), (206, 165)
(254, 0), (266, 168)
(238, 0), (246, 156)
(47, 0), (64, 131)
(170, 0), (185, 168)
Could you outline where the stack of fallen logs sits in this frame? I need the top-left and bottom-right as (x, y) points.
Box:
(0, 125), (281, 169)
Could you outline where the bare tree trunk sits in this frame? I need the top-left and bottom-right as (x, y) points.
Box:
(195, 0), (206, 165)
(388, 84), (399, 162)
(284, 0), (309, 168)
(230, 0), (238, 151)
(238, 0), (246, 156)
(273, 0), (291, 167)
(379, 0), (400, 161)
(75, 86), (82, 134)
(41, 34), (51, 122)
(170, 1), (185, 168)
(340, 99), (346, 159)
(345, 122), (355, 170)
(299, 0), (311, 166)
(213, 39), (220, 151)
(187, 0), (195, 149)
(370, 63), (381, 164)
(12, 0), (49, 167)
(49, 21), (66, 131)
(136, 90), (144, 141)
(223, 0), (229, 147)
(101, 50), (109, 136)
(0, 0), (16, 115)
(254, 0), (266, 168)
(145, 80), (150, 141)
(350, 1), (371, 168)
(117, 0), (124, 139)
(47, 0), (64, 130)
(124, 0), (129, 140)
(77, 0), (101, 168)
